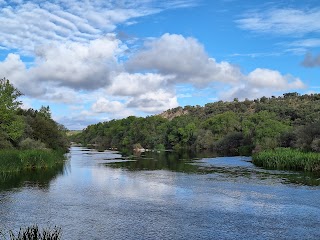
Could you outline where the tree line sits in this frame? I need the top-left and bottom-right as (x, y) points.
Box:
(0, 78), (69, 152)
(72, 92), (320, 155)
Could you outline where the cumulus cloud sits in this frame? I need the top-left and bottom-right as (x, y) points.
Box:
(125, 33), (306, 102)
(107, 72), (173, 96)
(247, 68), (304, 89)
(127, 89), (179, 113)
(92, 97), (125, 113)
(0, 53), (47, 96)
(30, 35), (123, 90)
(220, 68), (305, 100)
(126, 33), (243, 87)
(0, 36), (125, 95)
(236, 8), (320, 36)
(301, 52), (320, 68)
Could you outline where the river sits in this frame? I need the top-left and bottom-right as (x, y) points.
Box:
(1, 147), (320, 239)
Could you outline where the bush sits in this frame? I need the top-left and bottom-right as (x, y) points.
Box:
(155, 144), (165, 151)
(19, 138), (46, 150)
(311, 139), (320, 152)
(214, 132), (244, 156)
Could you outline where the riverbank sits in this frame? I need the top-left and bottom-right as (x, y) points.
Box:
(252, 148), (320, 172)
(0, 149), (66, 173)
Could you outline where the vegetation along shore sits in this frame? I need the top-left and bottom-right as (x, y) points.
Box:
(0, 78), (69, 173)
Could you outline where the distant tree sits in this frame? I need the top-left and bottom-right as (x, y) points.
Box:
(295, 121), (320, 151)
(242, 111), (291, 150)
(214, 132), (244, 156)
(203, 111), (240, 138)
(39, 106), (51, 119)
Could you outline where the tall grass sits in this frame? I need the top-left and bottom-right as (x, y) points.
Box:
(253, 148), (320, 172)
(0, 149), (66, 173)
(0, 225), (61, 240)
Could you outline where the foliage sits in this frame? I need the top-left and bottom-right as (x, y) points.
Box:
(253, 148), (320, 172)
(0, 78), (24, 146)
(19, 138), (46, 150)
(214, 132), (244, 156)
(294, 121), (320, 151)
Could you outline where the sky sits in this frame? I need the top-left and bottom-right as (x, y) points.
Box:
(0, 0), (319, 130)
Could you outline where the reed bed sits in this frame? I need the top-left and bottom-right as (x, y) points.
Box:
(0, 149), (65, 173)
(253, 148), (320, 172)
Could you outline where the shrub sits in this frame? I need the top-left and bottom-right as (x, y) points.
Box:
(311, 139), (320, 152)
(19, 138), (46, 150)
(155, 144), (165, 151)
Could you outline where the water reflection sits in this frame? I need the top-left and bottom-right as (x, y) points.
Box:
(1, 147), (320, 240)
(0, 161), (69, 191)
(107, 151), (200, 173)
(105, 150), (320, 186)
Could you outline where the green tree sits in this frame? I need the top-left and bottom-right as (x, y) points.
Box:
(242, 111), (290, 150)
(0, 78), (24, 146)
(203, 111), (240, 138)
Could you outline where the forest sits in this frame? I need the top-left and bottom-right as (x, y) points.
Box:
(71, 92), (320, 158)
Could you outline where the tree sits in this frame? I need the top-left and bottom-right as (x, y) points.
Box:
(242, 111), (291, 150)
(203, 111), (240, 138)
(0, 78), (24, 146)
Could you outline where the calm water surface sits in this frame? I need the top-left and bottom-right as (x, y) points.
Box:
(1, 147), (320, 239)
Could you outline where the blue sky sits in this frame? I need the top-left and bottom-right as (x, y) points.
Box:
(0, 0), (319, 129)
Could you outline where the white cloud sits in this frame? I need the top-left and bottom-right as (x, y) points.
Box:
(41, 87), (80, 104)
(125, 33), (306, 103)
(107, 72), (173, 96)
(289, 38), (320, 48)
(0, 53), (46, 96)
(92, 97), (125, 113)
(247, 68), (305, 89)
(30, 35), (123, 90)
(0, 36), (124, 95)
(0, 0), (198, 54)
(220, 68), (305, 100)
(236, 8), (320, 36)
(127, 89), (179, 113)
(126, 33), (243, 87)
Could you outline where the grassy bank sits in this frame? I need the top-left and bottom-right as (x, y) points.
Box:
(252, 148), (320, 172)
(0, 149), (66, 173)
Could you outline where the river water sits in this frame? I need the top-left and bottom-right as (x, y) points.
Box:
(1, 147), (320, 239)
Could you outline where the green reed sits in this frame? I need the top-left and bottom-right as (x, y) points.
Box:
(253, 148), (320, 172)
(0, 149), (66, 173)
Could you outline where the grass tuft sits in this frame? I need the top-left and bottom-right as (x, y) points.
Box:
(2, 225), (62, 240)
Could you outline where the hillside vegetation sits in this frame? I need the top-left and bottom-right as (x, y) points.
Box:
(71, 92), (320, 157)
